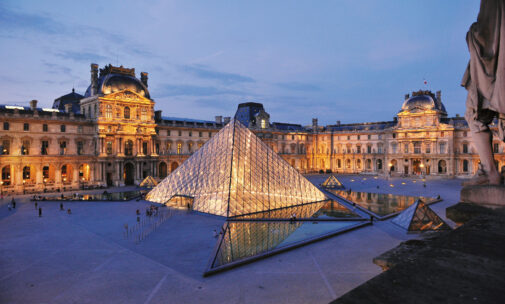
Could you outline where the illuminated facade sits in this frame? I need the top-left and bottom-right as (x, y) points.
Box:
(1, 64), (505, 195)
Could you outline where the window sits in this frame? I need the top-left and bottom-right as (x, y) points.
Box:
(347, 136), (350, 140)
(178, 131), (182, 136)
(23, 123), (29, 131)
(43, 166), (49, 179)
(77, 141), (84, 155)
(41, 141), (49, 155)
(356, 145), (361, 153)
(167, 130), (171, 136)
(94, 104), (97, 117)
(493, 143), (499, 153)
(125, 140), (133, 156)
(105, 104), (113, 118)
(367, 145), (372, 154)
(414, 142), (421, 154)
(177, 143), (182, 154)
(124, 107), (130, 119)
(22, 166), (30, 180)
(78, 125), (83, 133)
(441, 131), (444, 137)
(261, 120), (267, 129)
(188, 142), (193, 153)
(167, 142), (172, 153)
(391, 143), (398, 154)
(21, 140), (30, 155)
(106, 141), (112, 155)
(142, 142), (148, 155)
(43, 124), (48, 132)
(357, 135), (360, 140)
(337, 159), (341, 168)
(425, 143), (431, 154)
(209, 132), (212, 137)
(156, 143), (159, 154)
(189, 131), (192, 137)
(61, 165), (68, 181)
(368, 134), (371, 140)
(463, 160), (469, 172)
(198, 142), (203, 149)
(439, 142), (447, 154)
(60, 125), (66, 132)
(1, 140), (10, 155)
(59, 141), (67, 155)
(463, 143), (468, 154)
(3, 122), (8, 130)
(377, 144), (383, 154)
(404, 143), (409, 153)
(199, 132), (202, 137)
(141, 108), (148, 121)
(82, 108), (86, 116)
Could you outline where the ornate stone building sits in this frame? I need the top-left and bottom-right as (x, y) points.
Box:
(1, 64), (504, 194)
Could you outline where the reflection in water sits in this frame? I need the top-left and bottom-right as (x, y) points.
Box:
(208, 200), (362, 272)
(329, 189), (431, 217)
(40, 190), (144, 201)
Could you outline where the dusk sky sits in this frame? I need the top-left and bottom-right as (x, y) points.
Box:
(0, 1), (479, 125)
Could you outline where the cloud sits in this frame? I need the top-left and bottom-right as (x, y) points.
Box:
(275, 82), (321, 92)
(156, 84), (244, 97)
(0, 5), (64, 34)
(181, 64), (254, 84)
(42, 61), (73, 75)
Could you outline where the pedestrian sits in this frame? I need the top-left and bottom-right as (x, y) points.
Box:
(11, 198), (15, 209)
(7, 203), (11, 211)
(60, 203), (64, 211)
(213, 229), (218, 238)
(67, 209), (72, 215)
(35, 201), (38, 210)
(370, 215), (374, 223)
(38, 207), (42, 217)
(136, 209), (140, 216)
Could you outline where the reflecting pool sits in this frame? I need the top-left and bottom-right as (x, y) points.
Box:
(205, 200), (365, 275)
(34, 190), (145, 201)
(328, 189), (432, 217)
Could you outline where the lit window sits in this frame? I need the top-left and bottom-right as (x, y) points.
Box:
(177, 143), (182, 154)
(77, 141), (84, 155)
(2, 140), (10, 155)
(105, 105), (113, 118)
(261, 120), (267, 129)
(41, 141), (49, 155)
(23, 123), (29, 131)
(124, 107), (130, 119)
(21, 140), (30, 155)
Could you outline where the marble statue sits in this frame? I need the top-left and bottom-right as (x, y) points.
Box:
(463, 0), (505, 185)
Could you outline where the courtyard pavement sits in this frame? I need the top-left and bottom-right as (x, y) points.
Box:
(0, 175), (463, 304)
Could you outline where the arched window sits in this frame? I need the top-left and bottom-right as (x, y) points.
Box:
(463, 160), (469, 173)
(105, 105), (113, 118)
(124, 107), (130, 119)
(346, 159), (351, 169)
(2, 166), (11, 185)
(23, 166), (31, 180)
(438, 160), (447, 173)
(377, 159), (383, 170)
(125, 140), (133, 156)
(366, 159), (372, 170)
(43, 166), (49, 179)
(357, 159), (362, 169)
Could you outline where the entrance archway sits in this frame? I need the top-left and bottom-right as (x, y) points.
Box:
(159, 162), (168, 179)
(438, 160), (447, 174)
(413, 159), (422, 175)
(124, 163), (135, 185)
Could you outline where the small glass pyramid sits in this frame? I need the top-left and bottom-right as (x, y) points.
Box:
(140, 176), (158, 188)
(392, 199), (451, 232)
(146, 119), (328, 217)
(321, 175), (345, 189)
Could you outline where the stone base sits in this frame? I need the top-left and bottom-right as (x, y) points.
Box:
(460, 184), (505, 206)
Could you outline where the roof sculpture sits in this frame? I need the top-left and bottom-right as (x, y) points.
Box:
(146, 118), (327, 217)
(392, 199), (451, 232)
(321, 175), (345, 189)
(140, 176), (158, 188)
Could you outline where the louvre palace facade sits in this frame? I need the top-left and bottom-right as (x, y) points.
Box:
(1, 63), (504, 194)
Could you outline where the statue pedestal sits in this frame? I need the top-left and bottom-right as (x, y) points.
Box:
(460, 184), (505, 206)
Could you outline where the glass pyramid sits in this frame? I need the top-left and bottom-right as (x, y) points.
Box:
(140, 176), (158, 188)
(392, 199), (451, 232)
(321, 175), (344, 189)
(146, 119), (327, 217)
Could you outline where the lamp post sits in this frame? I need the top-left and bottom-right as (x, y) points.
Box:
(420, 163), (425, 178)
(22, 179), (26, 194)
(43, 178), (47, 193)
(388, 162), (393, 179)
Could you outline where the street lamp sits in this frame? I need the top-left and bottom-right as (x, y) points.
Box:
(43, 178), (47, 193)
(22, 179), (26, 194)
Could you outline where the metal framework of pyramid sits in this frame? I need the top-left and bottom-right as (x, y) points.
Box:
(146, 119), (327, 217)
(321, 175), (344, 189)
(392, 199), (451, 232)
(140, 176), (158, 188)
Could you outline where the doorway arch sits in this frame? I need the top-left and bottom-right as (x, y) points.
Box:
(170, 161), (179, 172)
(124, 163), (135, 185)
(159, 162), (168, 179)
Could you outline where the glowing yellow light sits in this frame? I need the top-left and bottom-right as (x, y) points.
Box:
(390, 184), (394, 187)
(373, 176), (378, 179)
(350, 179), (354, 182)
(401, 182), (406, 185)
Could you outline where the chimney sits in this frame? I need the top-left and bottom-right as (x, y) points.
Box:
(64, 103), (72, 113)
(154, 110), (162, 121)
(29, 99), (38, 111)
(336, 120), (341, 126)
(215, 116), (222, 124)
(436, 90), (441, 102)
(140, 72), (148, 88)
(405, 93), (410, 100)
(90, 63), (99, 96)
(312, 118), (318, 128)
(223, 117), (231, 124)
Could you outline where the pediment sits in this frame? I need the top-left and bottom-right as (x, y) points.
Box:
(102, 89), (152, 104)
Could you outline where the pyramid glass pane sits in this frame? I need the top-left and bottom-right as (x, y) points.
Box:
(147, 119), (327, 217)
(392, 200), (451, 232)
